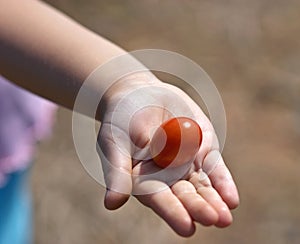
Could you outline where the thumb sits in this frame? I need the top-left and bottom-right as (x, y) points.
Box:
(97, 122), (133, 210)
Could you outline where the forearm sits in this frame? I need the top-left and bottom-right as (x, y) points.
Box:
(0, 0), (126, 111)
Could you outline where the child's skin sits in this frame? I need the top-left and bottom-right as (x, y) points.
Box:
(0, 0), (239, 237)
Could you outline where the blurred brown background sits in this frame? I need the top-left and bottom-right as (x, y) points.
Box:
(32, 0), (300, 243)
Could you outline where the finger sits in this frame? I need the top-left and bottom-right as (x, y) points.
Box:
(196, 185), (233, 228)
(203, 150), (240, 209)
(104, 190), (130, 210)
(136, 187), (195, 237)
(98, 123), (132, 210)
(172, 180), (218, 226)
(189, 172), (232, 227)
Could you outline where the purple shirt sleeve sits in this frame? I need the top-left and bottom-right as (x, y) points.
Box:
(0, 76), (57, 186)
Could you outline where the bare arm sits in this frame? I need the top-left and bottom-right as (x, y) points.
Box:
(0, 1), (239, 236)
(0, 0), (126, 110)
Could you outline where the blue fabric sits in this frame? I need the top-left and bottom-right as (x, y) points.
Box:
(0, 168), (32, 244)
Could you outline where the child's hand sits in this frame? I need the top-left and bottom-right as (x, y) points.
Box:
(98, 73), (239, 237)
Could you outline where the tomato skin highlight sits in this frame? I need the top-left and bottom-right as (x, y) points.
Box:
(150, 117), (202, 168)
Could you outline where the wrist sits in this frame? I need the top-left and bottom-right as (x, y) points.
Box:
(97, 71), (161, 121)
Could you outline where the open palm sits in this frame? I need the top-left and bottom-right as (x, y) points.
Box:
(98, 74), (239, 237)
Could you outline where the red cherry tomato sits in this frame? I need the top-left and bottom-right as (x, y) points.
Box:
(150, 117), (202, 168)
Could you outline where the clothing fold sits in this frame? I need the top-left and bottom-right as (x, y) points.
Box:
(0, 76), (57, 187)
